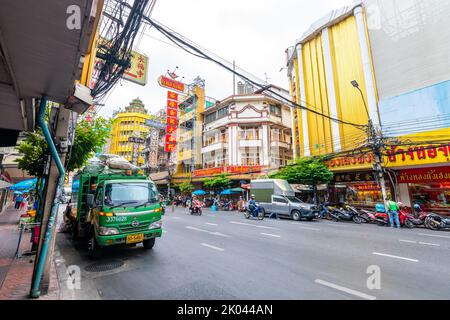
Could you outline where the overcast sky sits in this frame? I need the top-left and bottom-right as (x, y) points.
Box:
(98, 0), (354, 118)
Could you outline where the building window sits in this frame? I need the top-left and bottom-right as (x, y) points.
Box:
(270, 104), (282, 117)
(239, 126), (259, 140)
(205, 112), (217, 124)
(241, 148), (260, 166)
(217, 106), (229, 119)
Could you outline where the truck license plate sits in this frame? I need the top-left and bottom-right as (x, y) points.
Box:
(126, 233), (144, 244)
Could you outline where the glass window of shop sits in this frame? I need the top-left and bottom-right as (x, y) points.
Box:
(409, 183), (450, 215)
(334, 182), (392, 207)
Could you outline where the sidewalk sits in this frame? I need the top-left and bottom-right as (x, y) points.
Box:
(0, 205), (60, 299)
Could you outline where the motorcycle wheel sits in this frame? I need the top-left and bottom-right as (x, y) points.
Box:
(404, 219), (415, 229)
(425, 217), (441, 231)
(352, 215), (362, 224)
(258, 209), (265, 220)
(244, 212), (250, 219)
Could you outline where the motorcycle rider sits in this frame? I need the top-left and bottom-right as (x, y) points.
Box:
(191, 195), (203, 213)
(247, 195), (259, 217)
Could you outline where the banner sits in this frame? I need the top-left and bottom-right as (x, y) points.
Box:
(164, 89), (179, 153)
(398, 166), (450, 184)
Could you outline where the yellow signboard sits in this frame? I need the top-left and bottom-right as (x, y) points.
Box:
(123, 51), (148, 86)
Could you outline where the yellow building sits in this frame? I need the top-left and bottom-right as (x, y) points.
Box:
(172, 83), (206, 185)
(109, 98), (151, 166)
(286, 3), (377, 159)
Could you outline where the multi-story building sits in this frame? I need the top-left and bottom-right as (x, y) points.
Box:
(109, 98), (151, 166)
(193, 87), (293, 186)
(286, 1), (450, 213)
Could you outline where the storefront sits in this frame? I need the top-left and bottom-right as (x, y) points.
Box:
(396, 166), (450, 215)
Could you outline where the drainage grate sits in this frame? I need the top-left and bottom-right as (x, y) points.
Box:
(84, 260), (124, 273)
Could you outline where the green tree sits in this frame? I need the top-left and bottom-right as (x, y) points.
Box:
(270, 157), (334, 205)
(16, 115), (111, 176)
(202, 173), (231, 193)
(178, 182), (194, 194)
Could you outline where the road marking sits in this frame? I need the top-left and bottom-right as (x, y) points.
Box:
(372, 252), (419, 262)
(324, 223), (348, 227)
(207, 214), (217, 218)
(418, 233), (450, 239)
(205, 223), (218, 226)
(419, 242), (441, 247)
(162, 230), (168, 233)
(230, 221), (279, 230)
(399, 239), (417, 244)
(314, 279), (376, 300)
(201, 243), (224, 252)
(297, 226), (320, 231)
(186, 226), (230, 238)
(172, 217), (181, 220)
(260, 233), (281, 238)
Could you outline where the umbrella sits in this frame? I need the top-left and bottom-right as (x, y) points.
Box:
(220, 189), (242, 195)
(230, 187), (245, 193)
(13, 191), (23, 195)
(72, 179), (79, 192)
(9, 178), (37, 190)
(192, 190), (207, 196)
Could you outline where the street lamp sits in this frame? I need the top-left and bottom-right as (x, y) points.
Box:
(351, 80), (370, 119)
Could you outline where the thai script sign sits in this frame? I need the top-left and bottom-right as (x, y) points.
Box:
(398, 166), (450, 184)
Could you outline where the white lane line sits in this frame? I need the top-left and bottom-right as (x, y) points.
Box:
(185, 226), (230, 238)
(207, 214), (217, 218)
(372, 252), (419, 263)
(399, 239), (417, 244)
(418, 233), (450, 239)
(419, 242), (441, 247)
(162, 230), (168, 233)
(315, 279), (376, 300)
(324, 223), (348, 227)
(205, 222), (218, 226)
(260, 233), (281, 238)
(297, 226), (321, 231)
(201, 243), (224, 252)
(230, 221), (279, 230)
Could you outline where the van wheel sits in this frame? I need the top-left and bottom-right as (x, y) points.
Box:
(291, 210), (301, 221)
(143, 238), (155, 250)
(88, 232), (100, 259)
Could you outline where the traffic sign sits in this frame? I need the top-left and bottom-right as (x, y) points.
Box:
(145, 119), (165, 130)
(128, 137), (145, 144)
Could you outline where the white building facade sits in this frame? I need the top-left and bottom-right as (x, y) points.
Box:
(201, 93), (293, 173)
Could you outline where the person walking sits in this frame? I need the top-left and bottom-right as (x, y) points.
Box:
(387, 198), (400, 228)
(14, 194), (23, 209)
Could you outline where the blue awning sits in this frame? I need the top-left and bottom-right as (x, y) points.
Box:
(9, 178), (37, 190)
(192, 190), (207, 196)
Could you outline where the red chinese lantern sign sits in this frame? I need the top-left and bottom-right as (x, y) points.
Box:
(165, 90), (179, 153)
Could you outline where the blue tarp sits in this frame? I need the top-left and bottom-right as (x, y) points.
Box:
(9, 178), (37, 190)
(220, 189), (241, 195)
(192, 190), (207, 196)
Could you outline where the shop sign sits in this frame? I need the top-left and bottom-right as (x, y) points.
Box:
(164, 90), (179, 153)
(351, 183), (381, 192)
(158, 76), (185, 93)
(326, 154), (374, 172)
(123, 51), (148, 86)
(398, 166), (450, 184)
(333, 171), (376, 183)
(193, 166), (265, 178)
(385, 144), (450, 168)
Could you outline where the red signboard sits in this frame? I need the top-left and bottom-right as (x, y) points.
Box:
(164, 143), (176, 153)
(193, 167), (225, 177)
(193, 166), (265, 178)
(167, 100), (178, 109)
(398, 166), (450, 184)
(167, 108), (178, 118)
(166, 117), (178, 126)
(165, 134), (177, 144)
(166, 125), (177, 135)
(228, 165), (264, 175)
(168, 91), (178, 101)
(158, 76), (185, 93)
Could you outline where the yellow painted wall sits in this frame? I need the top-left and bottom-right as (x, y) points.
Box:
(293, 58), (305, 156)
(302, 35), (333, 156)
(110, 112), (151, 165)
(328, 15), (369, 151)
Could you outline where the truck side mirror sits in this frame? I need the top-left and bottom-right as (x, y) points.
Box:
(86, 194), (94, 208)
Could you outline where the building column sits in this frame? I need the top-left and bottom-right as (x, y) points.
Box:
(228, 125), (236, 165)
(354, 6), (380, 128)
(296, 45), (310, 157)
(321, 27), (342, 152)
(261, 124), (270, 166)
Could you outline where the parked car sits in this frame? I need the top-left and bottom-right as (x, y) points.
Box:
(258, 195), (318, 221)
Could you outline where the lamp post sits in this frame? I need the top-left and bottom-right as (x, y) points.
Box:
(351, 80), (388, 206)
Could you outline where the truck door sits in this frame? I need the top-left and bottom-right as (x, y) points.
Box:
(92, 185), (104, 224)
(272, 195), (289, 216)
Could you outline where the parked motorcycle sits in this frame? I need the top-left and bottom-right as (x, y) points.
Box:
(424, 214), (450, 231)
(374, 209), (415, 228)
(221, 200), (234, 211)
(328, 203), (362, 224)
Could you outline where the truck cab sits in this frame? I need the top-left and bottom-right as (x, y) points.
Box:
(70, 164), (162, 258)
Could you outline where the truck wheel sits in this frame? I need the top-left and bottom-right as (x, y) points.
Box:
(291, 210), (301, 221)
(143, 238), (155, 250)
(88, 232), (100, 259)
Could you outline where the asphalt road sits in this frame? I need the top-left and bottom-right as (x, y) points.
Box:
(55, 206), (450, 300)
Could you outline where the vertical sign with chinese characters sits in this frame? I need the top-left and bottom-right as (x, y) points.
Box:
(149, 128), (159, 168)
(165, 91), (178, 153)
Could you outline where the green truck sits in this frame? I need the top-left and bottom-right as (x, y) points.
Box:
(67, 160), (162, 258)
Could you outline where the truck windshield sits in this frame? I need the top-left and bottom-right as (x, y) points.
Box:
(285, 196), (304, 204)
(104, 182), (159, 207)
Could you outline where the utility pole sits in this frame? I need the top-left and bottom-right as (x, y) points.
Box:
(351, 80), (388, 206)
